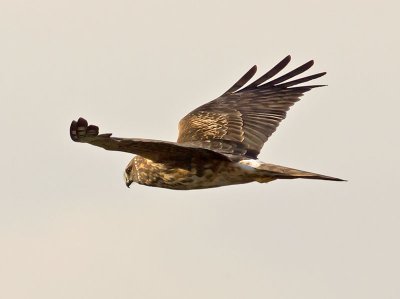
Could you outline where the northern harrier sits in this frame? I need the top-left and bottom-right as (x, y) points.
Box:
(70, 56), (344, 190)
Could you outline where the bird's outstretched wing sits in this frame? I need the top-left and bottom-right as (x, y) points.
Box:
(70, 118), (230, 163)
(177, 55), (326, 159)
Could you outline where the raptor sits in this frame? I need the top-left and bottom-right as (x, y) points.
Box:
(70, 55), (344, 190)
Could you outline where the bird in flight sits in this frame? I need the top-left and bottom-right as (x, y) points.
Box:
(70, 55), (344, 190)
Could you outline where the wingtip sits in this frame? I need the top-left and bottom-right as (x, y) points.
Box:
(305, 60), (314, 68)
(87, 124), (99, 136)
(248, 65), (258, 76)
(77, 117), (88, 127)
(70, 120), (78, 141)
(70, 117), (97, 141)
(284, 55), (292, 62)
(278, 55), (292, 68)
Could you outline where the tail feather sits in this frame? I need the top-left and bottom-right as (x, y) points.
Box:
(257, 163), (345, 182)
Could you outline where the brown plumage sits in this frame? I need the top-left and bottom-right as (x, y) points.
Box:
(70, 55), (345, 190)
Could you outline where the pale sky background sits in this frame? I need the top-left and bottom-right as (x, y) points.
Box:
(1, 0), (399, 298)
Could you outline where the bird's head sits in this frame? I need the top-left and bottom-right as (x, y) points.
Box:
(124, 168), (133, 188)
(124, 159), (138, 188)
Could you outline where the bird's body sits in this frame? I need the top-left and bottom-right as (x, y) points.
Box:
(126, 156), (265, 190)
(70, 55), (344, 190)
(127, 156), (340, 190)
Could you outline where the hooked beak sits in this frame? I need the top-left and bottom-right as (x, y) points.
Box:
(126, 180), (133, 188)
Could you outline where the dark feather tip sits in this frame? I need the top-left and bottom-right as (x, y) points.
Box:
(77, 117), (88, 128)
(86, 125), (99, 136)
(70, 120), (78, 140)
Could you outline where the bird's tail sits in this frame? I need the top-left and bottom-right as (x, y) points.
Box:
(255, 162), (345, 182)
